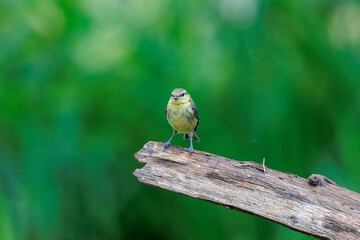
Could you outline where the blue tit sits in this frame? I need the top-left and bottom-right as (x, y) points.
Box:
(164, 88), (199, 153)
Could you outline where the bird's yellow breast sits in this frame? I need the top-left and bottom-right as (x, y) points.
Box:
(166, 101), (198, 133)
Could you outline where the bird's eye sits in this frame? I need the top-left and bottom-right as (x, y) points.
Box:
(180, 93), (185, 97)
(171, 94), (174, 97)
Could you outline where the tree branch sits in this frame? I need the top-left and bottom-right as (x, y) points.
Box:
(133, 141), (360, 240)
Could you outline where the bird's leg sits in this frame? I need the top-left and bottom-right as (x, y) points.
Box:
(164, 130), (176, 150)
(189, 137), (194, 153)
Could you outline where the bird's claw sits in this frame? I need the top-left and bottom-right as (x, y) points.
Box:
(189, 146), (194, 154)
(163, 142), (171, 150)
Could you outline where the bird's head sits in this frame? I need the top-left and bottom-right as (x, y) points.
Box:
(169, 88), (190, 104)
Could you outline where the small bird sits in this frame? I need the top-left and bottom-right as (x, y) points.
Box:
(164, 88), (199, 153)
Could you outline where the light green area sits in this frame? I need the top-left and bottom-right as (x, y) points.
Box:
(0, 188), (14, 240)
(0, 0), (360, 239)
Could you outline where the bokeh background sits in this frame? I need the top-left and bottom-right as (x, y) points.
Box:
(1, 0), (360, 239)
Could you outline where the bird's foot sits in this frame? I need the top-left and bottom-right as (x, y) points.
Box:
(163, 141), (171, 150)
(188, 145), (194, 154)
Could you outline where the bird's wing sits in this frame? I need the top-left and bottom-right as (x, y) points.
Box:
(190, 98), (200, 131)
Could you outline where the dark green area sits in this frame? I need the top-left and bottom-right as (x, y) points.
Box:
(1, 0), (360, 239)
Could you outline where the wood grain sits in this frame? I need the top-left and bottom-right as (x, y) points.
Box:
(133, 141), (360, 240)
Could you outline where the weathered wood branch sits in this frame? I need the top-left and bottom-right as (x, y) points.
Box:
(133, 141), (360, 240)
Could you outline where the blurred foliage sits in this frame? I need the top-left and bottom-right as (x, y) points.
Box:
(1, 0), (360, 239)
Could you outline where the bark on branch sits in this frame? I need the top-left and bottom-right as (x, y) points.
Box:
(133, 141), (360, 240)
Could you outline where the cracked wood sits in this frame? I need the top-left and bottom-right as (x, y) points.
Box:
(133, 141), (360, 240)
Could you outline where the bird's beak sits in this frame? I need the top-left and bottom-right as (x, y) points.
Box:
(174, 97), (178, 100)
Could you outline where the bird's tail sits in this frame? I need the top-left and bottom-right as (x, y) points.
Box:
(184, 133), (200, 142)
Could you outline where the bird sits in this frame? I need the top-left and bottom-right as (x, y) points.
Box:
(164, 88), (199, 153)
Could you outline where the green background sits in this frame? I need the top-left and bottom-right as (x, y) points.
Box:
(1, 0), (360, 239)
